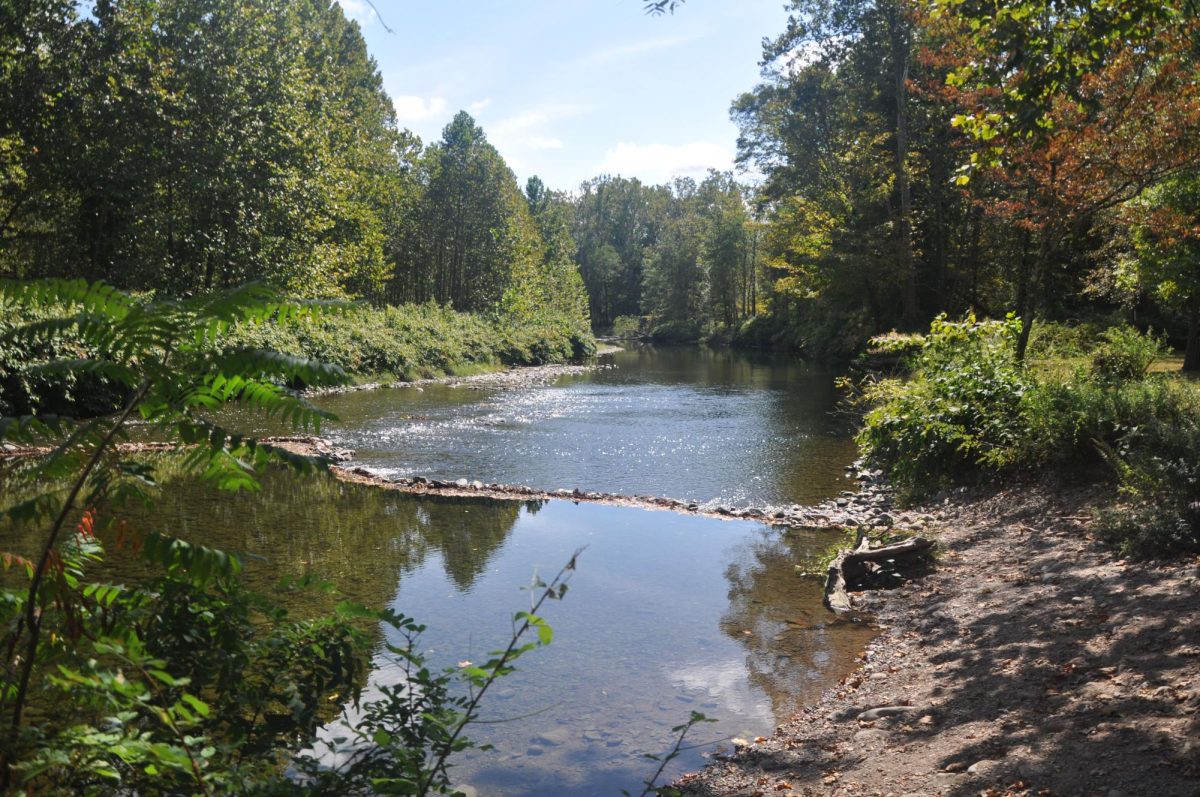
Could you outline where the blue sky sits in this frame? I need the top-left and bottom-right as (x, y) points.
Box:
(339, 1), (791, 191)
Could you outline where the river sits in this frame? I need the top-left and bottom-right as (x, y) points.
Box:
(2, 345), (875, 795)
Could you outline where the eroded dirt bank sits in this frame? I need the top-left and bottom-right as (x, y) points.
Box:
(677, 484), (1200, 797)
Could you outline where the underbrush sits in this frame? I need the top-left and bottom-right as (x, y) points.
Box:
(223, 303), (594, 382)
(1, 300), (595, 414)
(855, 314), (1200, 557)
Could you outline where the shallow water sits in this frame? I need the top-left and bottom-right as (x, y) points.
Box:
(314, 345), (858, 507)
(2, 345), (873, 795)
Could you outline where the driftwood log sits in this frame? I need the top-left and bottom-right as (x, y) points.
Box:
(824, 532), (934, 613)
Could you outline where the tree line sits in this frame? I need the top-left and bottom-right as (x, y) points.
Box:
(6, 0), (1199, 369)
(726, 0), (1200, 364)
(0, 0), (588, 331)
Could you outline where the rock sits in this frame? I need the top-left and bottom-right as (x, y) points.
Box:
(525, 745), (545, 756)
(470, 480), (483, 489)
(530, 728), (570, 746)
(856, 705), (915, 721)
(966, 759), (1001, 777)
(454, 478), (469, 488)
(942, 761), (967, 773)
(878, 513), (896, 527)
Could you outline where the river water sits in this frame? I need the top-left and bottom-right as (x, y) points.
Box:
(319, 345), (858, 507)
(2, 345), (874, 795)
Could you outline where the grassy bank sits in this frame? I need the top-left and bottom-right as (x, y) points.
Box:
(853, 316), (1200, 557)
(0, 298), (596, 416)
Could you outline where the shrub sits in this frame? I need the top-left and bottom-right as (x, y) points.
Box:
(1089, 325), (1164, 382)
(857, 314), (1031, 498)
(648, 318), (702, 344)
(857, 312), (1200, 557)
(1026, 320), (1103, 359)
(854, 330), (926, 372)
(1091, 379), (1200, 556)
(611, 315), (643, 339)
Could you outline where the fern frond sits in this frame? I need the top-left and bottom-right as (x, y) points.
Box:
(0, 278), (135, 319)
(0, 415), (70, 445)
(0, 313), (121, 353)
(208, 349), (348, 387)
(141, 532), (243, 585)
(24, 359), (141, 389)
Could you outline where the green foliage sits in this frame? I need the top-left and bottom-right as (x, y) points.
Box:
(857, 315), (1031, 497)
(1089, 326), (1164, 382)
(0, 278), (575, 793)
(858, 312), (1200, 556)
(1030, 376), (1200, 556)
(611, 315), (644, 339)
(1026, 320), (1108, 359)
(647, 319), (702, 344)
(855, 330), (927, 372)
(3, 298), (595, 414)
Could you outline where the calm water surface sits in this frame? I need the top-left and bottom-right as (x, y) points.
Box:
(315, 345), (857, 507)
(3, 346), (873, 795)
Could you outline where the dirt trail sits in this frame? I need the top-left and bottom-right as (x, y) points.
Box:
(678, 483), (1200, 797)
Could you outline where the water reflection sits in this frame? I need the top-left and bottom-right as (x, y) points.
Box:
(1, 346), (873, 796)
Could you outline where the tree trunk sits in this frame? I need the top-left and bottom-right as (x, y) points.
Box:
(891, 5), (918, 329)
(1185, 301), (1200, 372)
(1015, 235), (1050, 362)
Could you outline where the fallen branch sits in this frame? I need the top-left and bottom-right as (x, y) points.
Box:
(824, 534), (934, 613)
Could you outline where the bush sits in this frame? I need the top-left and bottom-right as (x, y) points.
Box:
(857, 314), (1031, 498)
(1026, 320), (1104, 359)
(1091, 379), (1200, 556)
(857, 313), (1200, 557)
(648, 318), (702, 344)
(854, 330), (926, 372)
(0, 302), (127, 416)
(1089, 325), (1164, 382)
(611, 315), (643, 339)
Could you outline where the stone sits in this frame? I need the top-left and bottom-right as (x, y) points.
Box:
(857, 705), (915, 721)
(966, 759), (1001, 777)
(531, 728), (571, 747)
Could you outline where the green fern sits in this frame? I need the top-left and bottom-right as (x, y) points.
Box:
(0, 279), (351, 752)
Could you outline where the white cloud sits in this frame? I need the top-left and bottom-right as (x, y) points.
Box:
(491, 103), (591, 137)
(393, 95), (448, 123)
(336, 0), (376, 25)
(467, 98), (493, 115)
(595, 141), (733, 183)
(484, 103), (591, 160)
(575, 33), (705, 67)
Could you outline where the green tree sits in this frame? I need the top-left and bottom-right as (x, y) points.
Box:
(1122, 171), (1200, 371)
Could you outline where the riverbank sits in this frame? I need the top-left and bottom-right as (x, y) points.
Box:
(677, 480), (1200, 797)
(307, 344), (624, 395)
(0, 300), (599, 417)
